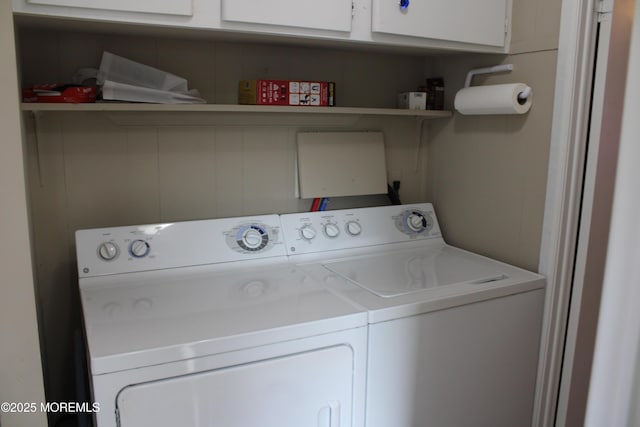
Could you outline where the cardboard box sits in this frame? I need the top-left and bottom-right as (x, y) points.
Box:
(239, 80), (335, 106)
(397, 92), (427, 110)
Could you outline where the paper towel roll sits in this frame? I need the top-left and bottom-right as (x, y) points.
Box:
(454, 83), (532, 115)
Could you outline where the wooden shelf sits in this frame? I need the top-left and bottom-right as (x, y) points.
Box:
(21, 103), (452, 119)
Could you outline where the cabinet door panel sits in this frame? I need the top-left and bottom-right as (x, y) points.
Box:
(372, 0), (507, 47)
(26, 0), (193, 16)
(222, 0), (353, 32)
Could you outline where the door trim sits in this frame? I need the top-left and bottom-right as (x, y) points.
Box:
(534, 0), (599, 424)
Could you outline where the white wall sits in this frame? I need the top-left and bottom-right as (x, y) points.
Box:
(425, 52), (558, 272)
(510, 0), (562, 54)
(0, 6), (47, 427)
(422, 0), (561, 273)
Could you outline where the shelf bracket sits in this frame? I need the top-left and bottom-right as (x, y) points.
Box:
(30, 111), (45, 188)
(414, 116), (429, 173)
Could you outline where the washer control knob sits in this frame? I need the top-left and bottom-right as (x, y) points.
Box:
(130, 239), (151, 258)
(98, 242), (119, 261)
(300, 225), (317, 241)
(346, 221), (362, 236)
(324, 223), (340, 238)
(407, 213), (427, 232)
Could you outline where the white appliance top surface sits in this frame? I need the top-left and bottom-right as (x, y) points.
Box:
(81, 261), (366, 375)
(318, 243), (544, 323)
(323, 243), (508, 297)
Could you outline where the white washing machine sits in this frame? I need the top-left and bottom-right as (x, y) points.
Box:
(75, 214), (367, 427)
(280, 203), (545, 427)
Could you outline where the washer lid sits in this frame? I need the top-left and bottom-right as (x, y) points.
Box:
(323, 245), (508, 297)
(80, 262), (366, 375)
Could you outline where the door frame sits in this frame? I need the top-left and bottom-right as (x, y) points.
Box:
(535, 0), (636, 424)
(533, 0), (599, 424)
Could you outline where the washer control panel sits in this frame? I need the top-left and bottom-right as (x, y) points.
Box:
(281, 203), (442, 256)
(76, 215), (285, 278)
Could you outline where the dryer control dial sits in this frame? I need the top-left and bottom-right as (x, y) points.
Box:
(98, 242), (119, 261)
(226, 223), (276, 254)
(240, 226), (267, 250)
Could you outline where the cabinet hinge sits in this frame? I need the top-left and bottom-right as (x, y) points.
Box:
(504, 16), (509, 34)
(596, 0), (613, 18)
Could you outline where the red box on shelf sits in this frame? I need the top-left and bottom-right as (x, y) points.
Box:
(22, 84), (98, 103)
(238, 80), (335, 106)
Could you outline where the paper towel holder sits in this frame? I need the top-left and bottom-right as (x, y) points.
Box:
(463, 64), (532, 103)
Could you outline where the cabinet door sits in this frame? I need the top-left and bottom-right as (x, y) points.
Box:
(25, 0), (192, 16)
(222, 0), (353, 32)
(372, 0), (507, 47)
(116, 346), (354, 427)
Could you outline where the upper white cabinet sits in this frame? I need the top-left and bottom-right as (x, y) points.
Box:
(12, 0), (216, 29)
(221, 0), (353, 33)
(13, 0), (511, 53)
(24, 0), (193, 16)
(371, 0), (508, 47)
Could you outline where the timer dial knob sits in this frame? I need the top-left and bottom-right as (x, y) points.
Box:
(98, 242), (119, 261)
(300, 225), (317, 241)
(324, 223), (340, 238)
(234, 224), (270, 252)
(130, 239), (150, 258)
(346, 221), (362, 236)
(242, 228), (264, 249)
(407, 213), (428, 232)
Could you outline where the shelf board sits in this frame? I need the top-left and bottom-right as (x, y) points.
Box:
(21, 102), (452, 118)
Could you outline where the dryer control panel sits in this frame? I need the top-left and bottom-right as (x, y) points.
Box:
(281, 203), (443, 256)
(76, 215), (284, 278)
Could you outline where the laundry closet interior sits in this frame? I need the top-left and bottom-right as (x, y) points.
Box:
(11, 0), (560, 424)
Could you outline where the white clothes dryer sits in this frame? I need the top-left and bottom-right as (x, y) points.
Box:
(76, 214), (367, 427)
(281, 204), (545, 427)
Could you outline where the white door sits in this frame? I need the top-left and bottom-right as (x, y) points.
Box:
(371, 0), (507, 47)
(116, 346), (353, 427)
(221, 0), (353, 32)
